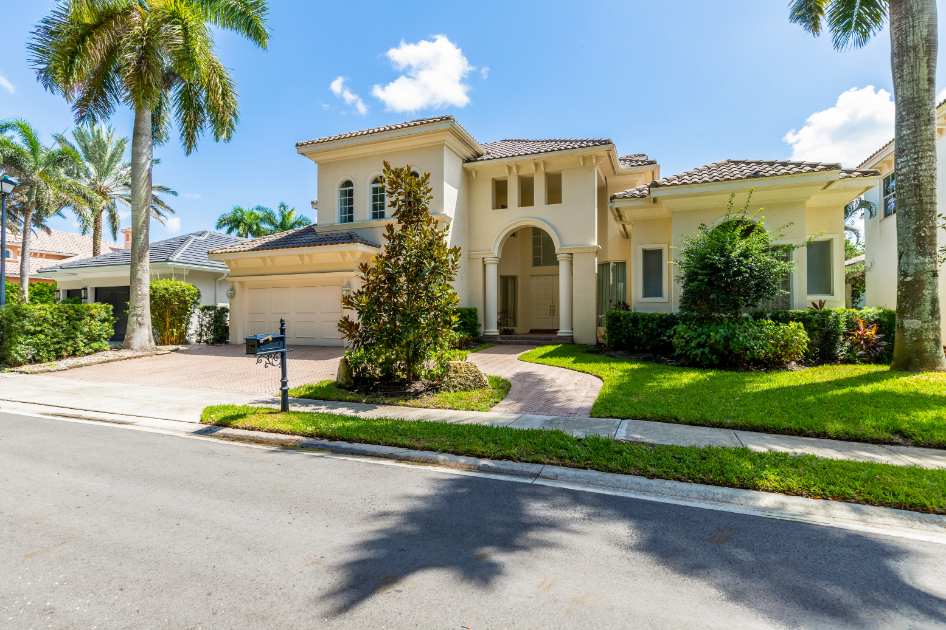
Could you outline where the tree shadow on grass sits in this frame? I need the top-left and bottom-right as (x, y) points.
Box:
(320, 472), (946, 627)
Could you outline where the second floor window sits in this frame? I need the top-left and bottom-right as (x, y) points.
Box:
(339, 180), (354, 223)
(370, 177), (385, 220)
(883, 172), (896, 218)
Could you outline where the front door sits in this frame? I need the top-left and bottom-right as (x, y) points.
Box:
(531, 276), (560, 331)
(95, 286), (130, 341)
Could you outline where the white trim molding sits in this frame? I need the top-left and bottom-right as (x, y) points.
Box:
(805, 232), (842, 302)
(636, 243), (670, 303)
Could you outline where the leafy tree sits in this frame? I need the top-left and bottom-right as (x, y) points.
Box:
(789, 0), (944, 370)
(339, 163), (461, 383)
(215, 205), (267, 238)
(259, 202), (311, 235)
(30, 0), (270, 351)
(675, 191), (807, 318)
(0, 118), (93, 302)
(54, 124), (177, 256)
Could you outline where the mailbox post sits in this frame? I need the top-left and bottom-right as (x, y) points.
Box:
(245, 318), (291, 412)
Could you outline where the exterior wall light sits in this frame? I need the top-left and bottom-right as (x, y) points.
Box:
(226, 285), (236, 300)
(342, 280), (351, 298)
(80, 287), (88, 301)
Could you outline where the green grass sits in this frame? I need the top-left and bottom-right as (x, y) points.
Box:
(288, 375), (510, 412)
(455, 342), (498, 360)
(201, 404), (946, 514)
(520, 344), (946, 448)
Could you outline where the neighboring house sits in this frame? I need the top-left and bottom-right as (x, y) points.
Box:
(209, 115), (879, 347)
(3, 229), (123, 285)
(39, 230), (242, 341)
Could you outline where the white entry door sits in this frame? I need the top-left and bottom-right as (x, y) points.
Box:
(245, 283), (345, 346)
(531, 276), (560, 330)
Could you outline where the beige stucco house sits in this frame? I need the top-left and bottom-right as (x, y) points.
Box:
(858, 100), (946, 338)
(210, 115), (880, 347)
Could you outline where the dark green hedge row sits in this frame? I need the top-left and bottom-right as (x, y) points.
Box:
(454, 307), (480, 339)
(604, 307), (896, 364)
(0, 303), (115, 367)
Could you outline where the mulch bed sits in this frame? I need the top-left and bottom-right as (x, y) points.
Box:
(345, 379), (442, 400)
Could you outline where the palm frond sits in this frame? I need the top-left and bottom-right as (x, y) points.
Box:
(788, 0), (829, 35)
(827, 0), (888, 50)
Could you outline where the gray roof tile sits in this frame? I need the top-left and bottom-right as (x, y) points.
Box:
(296, 115), (471, 148)
(209, 225), (379, 254)
(619, 154), (656, 167)
(466, 138), (613, 162)
(40, 231), (243, 271)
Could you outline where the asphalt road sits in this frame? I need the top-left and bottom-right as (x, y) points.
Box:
(2, 412), (945, 630)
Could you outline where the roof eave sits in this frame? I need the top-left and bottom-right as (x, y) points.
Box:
(463, 143), (616, 169)
(296, 119), (483, 161)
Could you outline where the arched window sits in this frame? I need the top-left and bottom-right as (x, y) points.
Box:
(338, 180), (354, 223)
(370, 176), (385, 220)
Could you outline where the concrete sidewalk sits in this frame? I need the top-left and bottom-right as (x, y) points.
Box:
(3, 372), (945, 470)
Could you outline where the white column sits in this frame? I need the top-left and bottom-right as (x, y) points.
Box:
(483, 257), (500, 337)
(557, 253), (573, 337)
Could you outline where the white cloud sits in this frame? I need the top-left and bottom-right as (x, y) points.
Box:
(938, 88), (946, 104)
(165, 217), (181, 233)
(182, 193), (201, 199)
(480, 67), (489, 80)
(330, 77), (368, 115)
(783, 86), (895, 166)
(0, 72), (14, 94)
(371, 35), (474, 112)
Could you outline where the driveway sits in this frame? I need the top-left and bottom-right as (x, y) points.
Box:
(41, 343), (602, 417)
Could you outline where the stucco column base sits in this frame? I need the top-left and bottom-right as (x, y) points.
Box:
(483, 257), (500, 336)
(556, 253), (573, 337)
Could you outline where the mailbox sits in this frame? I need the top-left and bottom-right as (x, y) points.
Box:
(245, 333), (286, 355)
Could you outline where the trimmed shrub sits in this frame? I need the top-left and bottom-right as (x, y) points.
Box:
(0, 303), (114, 366)
(604, 311), (680, 354)
(454, 307), (480, 340)
(195, 305), (229, 345)
(671, 318), (808, 367)
(150, 279), (201, 345)
(28, 282), (58, 305)
(749, 307), (895, 363)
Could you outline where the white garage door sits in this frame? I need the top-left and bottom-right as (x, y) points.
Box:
(245, 283), (345, 346)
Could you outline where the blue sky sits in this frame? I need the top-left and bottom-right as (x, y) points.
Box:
(2, 0), (946, 244)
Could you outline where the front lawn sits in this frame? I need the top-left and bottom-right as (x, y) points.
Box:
(289, 375), (510, 413)
(201, 404), (946, 514)
(521, 345), (946, 448)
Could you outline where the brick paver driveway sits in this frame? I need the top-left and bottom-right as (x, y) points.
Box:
(42, 344), (602, 416)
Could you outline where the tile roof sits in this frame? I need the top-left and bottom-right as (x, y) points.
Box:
(39, 231), (242, 272)
(857, 138), (895, 170)
(619, 154), (656, 167)
(5, 229), (122, 258)
(208, 225), (380, 254)
(4, 257), (57, 278)
(466, 138), (613, 162)
(296, 116), (468, 148)
(610, 159), (880, 200)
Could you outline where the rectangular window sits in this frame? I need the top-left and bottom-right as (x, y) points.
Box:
(807, 239), (833, 295)
(597, 262), (627, 322)
(493, 179), (508, 209)
(531, 228), (557, 267)
(519, 176), (534, 207)
(545, 172), (562, 205)
(370, 182), (385, 220)
(883, 172), (896, 218)
(641, 248), (664, 299)
(757, 246), (792, 310)
(339, 188), (353, 223)
(500, 276), (518, 328)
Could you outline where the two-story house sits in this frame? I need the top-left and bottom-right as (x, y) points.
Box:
(209, 115), (879, 346)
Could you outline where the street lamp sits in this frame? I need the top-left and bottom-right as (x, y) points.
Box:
(0, 174), (19, 307)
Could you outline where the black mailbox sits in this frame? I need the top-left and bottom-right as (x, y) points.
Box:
(245, 333), (286, 355)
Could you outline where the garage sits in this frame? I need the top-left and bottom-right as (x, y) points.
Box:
(244, 283), (345, 345)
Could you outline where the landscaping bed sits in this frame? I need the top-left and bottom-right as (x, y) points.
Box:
(201, 404), (946, 515)
(5, 345), (187, 374)
(289, 375), (510, 413)
(521, 344), (946, 448)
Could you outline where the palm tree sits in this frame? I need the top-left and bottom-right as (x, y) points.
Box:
(30, 0), (270, 350)
(0, 118), (93, 302)
(216, 205), (266, 238)
(789, 0), (945, 371)
(54, 124), (178, 257)
(259, 202), (311, 235)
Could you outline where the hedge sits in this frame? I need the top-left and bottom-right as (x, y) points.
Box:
(0, 303), (114, 367)
(605, 307), (896, 364)
(454, 307), (480, 339)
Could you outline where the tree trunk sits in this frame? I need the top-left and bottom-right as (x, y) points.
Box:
(18, 205), (32, 304)
(889, 0), (946, 371)
(123, 106), (155, 351)
(92, 204), (103, 257)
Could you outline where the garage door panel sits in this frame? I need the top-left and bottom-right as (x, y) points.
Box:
(272, 287), (291, 315)
(248, 320), (268, 336)
(320, 286), (342, 313)
(321, 321), (342, 339)
(295, 320), (317, 338)
(248, 288), (267, 314)
(296, 287), (317, 313)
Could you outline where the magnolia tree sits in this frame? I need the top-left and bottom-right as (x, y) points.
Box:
(675, 191), (807, 318)
(338, 163), (461, 383)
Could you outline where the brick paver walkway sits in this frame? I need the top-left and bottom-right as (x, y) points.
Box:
(41, 344), (602, 416)
(467, 345), (602, 417)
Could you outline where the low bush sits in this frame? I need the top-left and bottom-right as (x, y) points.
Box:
(195, 305), (229, 345)
(0, 302), (114, 366)
(454, 307), (480, 340)
(748, 307), (895, 363)
(28, 282), (59, 305)
(150, 279), (201, 345)
(671, 318), (808, 367)
(604, 311), (680, 354)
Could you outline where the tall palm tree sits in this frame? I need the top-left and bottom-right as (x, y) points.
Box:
(29, 0), (270, 350)
(216, 205), (266, 238)
(789, 0), (945, 371)
(259, 202), (311, 235)
(55, 124), (178, 257)
(0, 118), (93, 302)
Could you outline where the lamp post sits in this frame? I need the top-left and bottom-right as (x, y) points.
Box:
(0, 174), (18, 307)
